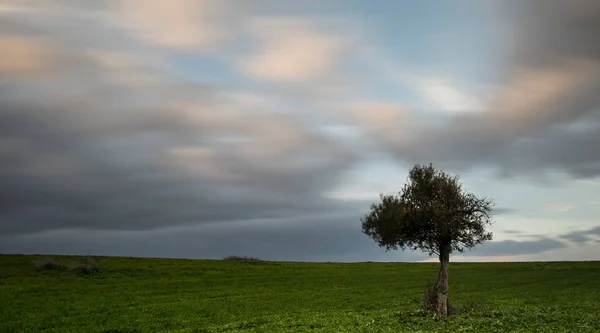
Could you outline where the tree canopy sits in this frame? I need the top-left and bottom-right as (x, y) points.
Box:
(361, 164), (494, 256)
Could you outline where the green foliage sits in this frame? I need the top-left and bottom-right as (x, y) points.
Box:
(1, 255), (599, 332)
(362, 164), (494, 256)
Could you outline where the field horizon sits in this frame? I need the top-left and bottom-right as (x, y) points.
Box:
(1, 254), (599, 332)
(4, 253), (600, 264)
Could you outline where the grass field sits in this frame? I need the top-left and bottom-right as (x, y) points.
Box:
(1, 255), (599, 332)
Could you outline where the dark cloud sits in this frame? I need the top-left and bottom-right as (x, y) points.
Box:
(0, 214), (428, 262)
(501, 0), (600, 70)
(464, 225), (600, 257)
(0, 12), (358, 237)
(0, 92), (357, 235)
(1, 219), (580, 261)
(494, 207), (516, 215)
(559, 226), (600, 244)
(463, 238), (567, 257)
(502, 229), (522, 235)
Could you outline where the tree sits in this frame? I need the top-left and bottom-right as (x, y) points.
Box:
(361, 164), (494, 316)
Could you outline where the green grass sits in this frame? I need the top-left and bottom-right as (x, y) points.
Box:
(1, 255), (599, 332)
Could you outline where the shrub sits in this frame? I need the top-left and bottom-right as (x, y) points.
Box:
(421, 281), (456, 315)
(223, 255), (261, 262)
(72, 256), (101, 275)
(32, 257), (66, 271)
(421, 281), (438, 312)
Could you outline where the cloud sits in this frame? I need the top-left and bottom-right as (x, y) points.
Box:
(382, 61), (600, 178)
(0, 88), (356, 235)
(0, 213), (428, 262)
(87, 50), (165, 87)
(0, 5), (358, 237)
(1, 1), (599, 262)
(493, 207), (516, 215)
(0, 35), (54, 79)
(322, 189), (380, 202)
(462, 238), (567, 256)
(559, 226), (600, 244)
(344, 102), (409, 143)
(415, 76), (483, 113)
(363, 1), (600, 180)
(239, 18), (349, 83)
(500, 0), (600, 70)
(113, 0), (232, 49)
(578, 178), (600, 186)
(0, 2), (30, 14)
(349, 103), (406, 129)
(502, 230), (523, 235)
(542, 202), (575, 214)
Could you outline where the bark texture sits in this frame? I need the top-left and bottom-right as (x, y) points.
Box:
(435, 245), (451, 316)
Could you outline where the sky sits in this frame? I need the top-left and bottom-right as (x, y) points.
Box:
(1, 0), (599, 262)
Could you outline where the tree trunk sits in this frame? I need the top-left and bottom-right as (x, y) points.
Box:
(435, 245), (450, 316)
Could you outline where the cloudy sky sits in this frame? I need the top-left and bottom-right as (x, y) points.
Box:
(1, 0), (599, 262)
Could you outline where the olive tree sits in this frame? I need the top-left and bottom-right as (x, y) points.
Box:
(361, 164), (494, 316)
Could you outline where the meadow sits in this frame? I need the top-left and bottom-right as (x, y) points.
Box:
(1, 255), (599, 332)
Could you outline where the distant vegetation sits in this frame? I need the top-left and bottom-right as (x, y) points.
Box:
(223, 255), (262, 262)
(31, 256), (101, 275)
(32, 257), (66, 271)
(72, 256), (101, 275)
(1, 255), (599, 332)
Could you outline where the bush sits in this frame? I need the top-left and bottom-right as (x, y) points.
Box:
(72, 256), (101, 275)
(32, 257), (66, 271)
(421, 281), (438, 312)
(421, 281), (456, 315)
(223, 255), (261, 261)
